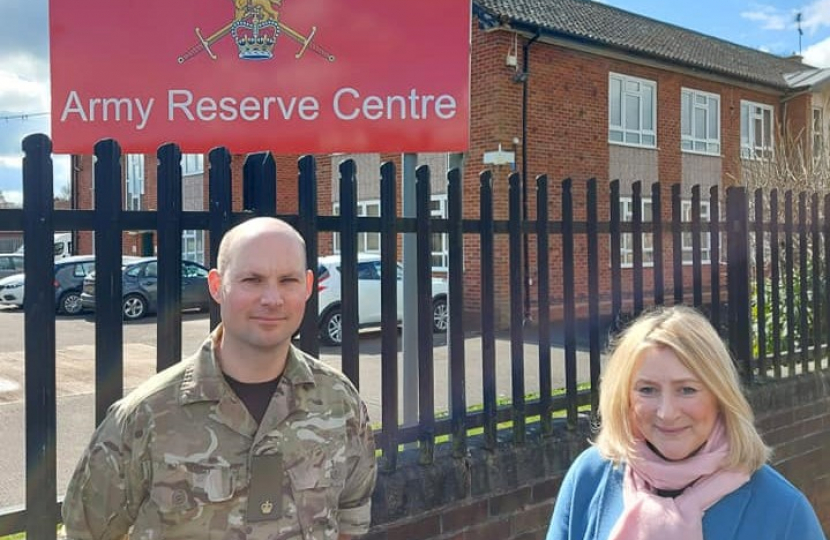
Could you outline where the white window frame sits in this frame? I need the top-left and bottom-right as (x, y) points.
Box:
(333, 200), (381, 254)
(680, 200), (711, 264)
(125, 154), (144, 211)
(430, 195), (449, 271)
(182, 154), (204, 176)
(619, 197), (654, 268)
(681, 88), (720, 155)
(609, 73), (657, 148)
(740, 101), (774, 160)
(182, 230), (205, 264)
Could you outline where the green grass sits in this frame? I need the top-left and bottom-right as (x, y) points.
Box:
(372, 383), (594, 454)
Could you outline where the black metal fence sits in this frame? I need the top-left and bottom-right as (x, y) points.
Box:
(1, 133), (829, 537)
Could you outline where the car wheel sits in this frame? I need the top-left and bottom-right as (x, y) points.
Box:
(319, 307), (342, 346)
(432, 297), (448, 333)
(123, 294), (148, 320)
(59, 291), (83, 315)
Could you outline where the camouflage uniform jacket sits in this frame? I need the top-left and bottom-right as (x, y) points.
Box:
(62, 326), (377, 539)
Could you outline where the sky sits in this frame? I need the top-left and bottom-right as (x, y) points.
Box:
(2, 0), (830, 206)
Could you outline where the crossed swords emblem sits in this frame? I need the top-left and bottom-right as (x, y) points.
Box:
(177, 4), (335, 64)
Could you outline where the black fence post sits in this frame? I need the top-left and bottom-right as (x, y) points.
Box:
(338, 159), (359, 385)
(651, 182), (663, 306)
(726, 186), (752, 382)
(709, 187), (721, 333)
(753, 189), (766, 379)
(561, 178), (577, 429)
(536, 175), (551, 436)
(508, 172), (525, 444)
(93, 139), (125, 423)
(587, 179), (601, 415)
(297, 155), (319, 357)
(415, 164), (435, 464)
(480, 171), (497, 450)
(156, 143), (183, 372)
(208, 147), (233, 331)
(447, 167), (466, 457)
(632, 181), (643, 314)
(22, 133), (58, 540)
(378, 161), (399, 470)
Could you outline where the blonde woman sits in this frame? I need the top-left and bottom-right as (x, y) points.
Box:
(546, 306), (825, 540)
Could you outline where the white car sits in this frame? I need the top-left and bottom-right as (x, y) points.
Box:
(0, 273), (25, 308)
(316, 254), (449, 346)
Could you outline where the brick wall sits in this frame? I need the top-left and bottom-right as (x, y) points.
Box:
(363, 370), (830, 540)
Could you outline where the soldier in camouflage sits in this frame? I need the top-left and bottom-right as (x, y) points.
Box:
(63, 217), (377, 540)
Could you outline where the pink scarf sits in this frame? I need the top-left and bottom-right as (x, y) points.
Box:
(608, 421), (750, 540)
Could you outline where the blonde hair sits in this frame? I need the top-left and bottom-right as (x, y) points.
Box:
(594, 305), (769, 472)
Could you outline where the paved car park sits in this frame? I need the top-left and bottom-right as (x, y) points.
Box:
(0, 304), (593, 510)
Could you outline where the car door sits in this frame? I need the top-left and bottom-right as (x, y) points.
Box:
(357, 260), (382, 324)
(137, 261), (158, 305)
(181, 262), (209, 309)
(0, 256), (16, 279)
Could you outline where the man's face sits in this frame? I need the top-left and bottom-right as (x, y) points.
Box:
(209, 229), (312, 356)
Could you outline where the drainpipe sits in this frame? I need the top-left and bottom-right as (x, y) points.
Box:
(521, 29), (541, 325)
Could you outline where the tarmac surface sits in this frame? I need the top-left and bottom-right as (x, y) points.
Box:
(0, 306), (594, 510)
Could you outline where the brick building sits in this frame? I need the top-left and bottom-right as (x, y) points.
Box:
(71, 0), (830, 326)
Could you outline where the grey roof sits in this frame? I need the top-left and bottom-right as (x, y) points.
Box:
(474, 0), (812, 91)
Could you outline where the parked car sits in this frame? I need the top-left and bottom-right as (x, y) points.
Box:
(0, 253), (24, 279)
(81, 258), (211, 320)
(0, 255), (140, 314)
(316, 254), (449, 346)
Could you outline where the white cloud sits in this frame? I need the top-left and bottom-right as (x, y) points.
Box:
(741, 6), (792, 31)
(801, 0), (830, 33)
(803, 36), (830, 66)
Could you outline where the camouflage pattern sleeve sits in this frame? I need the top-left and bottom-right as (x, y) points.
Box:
(62, 403), (150, 540)
(337, 398), (377, 536)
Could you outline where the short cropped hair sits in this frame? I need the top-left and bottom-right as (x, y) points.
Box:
(216, 217), (307, 276)
(594, 305), (769, 472)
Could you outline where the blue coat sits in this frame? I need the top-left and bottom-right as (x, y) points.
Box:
(546, 446), (826, 540)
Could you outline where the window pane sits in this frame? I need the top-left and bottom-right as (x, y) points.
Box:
(625, 95), (640, 131)
(642, 86), (653, 130)
(708, 101), (719, 139)
(609, 130), (624, 142)
(625, 132), (641, 144)
(625, 80), (640, 93)
(694, 107), (706, 139)
(609, 78), (622, 126)
(740, 104), (749, 148)
(641, 134), (655, 146)
(681, 92), (691, 136)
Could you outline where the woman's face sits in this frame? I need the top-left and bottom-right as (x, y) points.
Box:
(629, 346), (720, 461)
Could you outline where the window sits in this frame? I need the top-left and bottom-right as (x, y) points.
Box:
(681, 89), (720, 155)
(182, 261), (208, 278)
(681, 200), (711, 264)
(813, 107), (823, 160)
(183, 154), (204, 176)
(619, 197), (654, 268)
(430, 195), (449, 271)
(125, 154), (144, 210)
(182, 230), (205, 264)
(333, 200), (381, 254)
(609, 73), (657, 148)
(740, 101), (774, 159)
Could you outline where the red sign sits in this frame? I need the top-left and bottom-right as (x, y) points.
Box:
(49, 0), (471, 154)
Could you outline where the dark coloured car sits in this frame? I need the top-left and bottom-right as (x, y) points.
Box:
(0, 255), (141, 315)
(81, 258), (211, 320)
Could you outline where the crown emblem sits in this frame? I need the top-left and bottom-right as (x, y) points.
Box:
(232, 15), (280, 60)
(260, 499), (274, 515)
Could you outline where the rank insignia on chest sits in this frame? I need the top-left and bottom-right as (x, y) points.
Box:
(247, 453), (284, 522)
